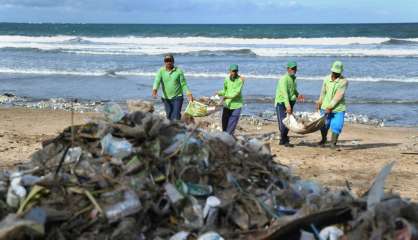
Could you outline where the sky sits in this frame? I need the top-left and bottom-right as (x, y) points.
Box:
(0, 0), (417, 24)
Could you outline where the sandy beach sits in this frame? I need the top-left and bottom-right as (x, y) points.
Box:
(1, 107), (417, 201)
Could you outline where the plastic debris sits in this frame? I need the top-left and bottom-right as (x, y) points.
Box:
(366, 161), (396, 210)
(319, 226), (344, 240)
(101, 133), (133, 159)
(6, 173), (27, 208)
(0, 108), (416, 239)
(198, 231), (224, 240)
(103, 102), (125, 122)
(104, 190), (142, 223)
(170, 231), (190, 240)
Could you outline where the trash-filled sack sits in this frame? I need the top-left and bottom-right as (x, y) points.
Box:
(185, 101), (208, 117)
(185, 97), (221, 117)
(283, 112), (325, 134)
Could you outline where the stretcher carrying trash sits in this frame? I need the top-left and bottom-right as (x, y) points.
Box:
(282, 112), (326, 134)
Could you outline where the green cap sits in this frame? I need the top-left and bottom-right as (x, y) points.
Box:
(331, 61), (344, 74)
(287, 61), (297, 68)
(229, 64), (239, 71)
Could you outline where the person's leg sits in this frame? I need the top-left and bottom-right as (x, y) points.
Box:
(319, 110), (331, 146)
(222, 108), (232, 132)
(172, 96), (184, 120)
(276, 103), (289, 144)
(162, 98), (174, 120)
(287, 101), (296, 143)
(330, 111), (345, 148)
(226, 108), (241, 135)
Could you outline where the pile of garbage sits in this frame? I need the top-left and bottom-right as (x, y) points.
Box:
(14, 98), (104, 113)
(0, 106), (417, 239)
(0, 93), (25, 104)
(0, 93), (104, 113)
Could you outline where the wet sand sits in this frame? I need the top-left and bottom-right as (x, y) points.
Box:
(1, 107), (417, 200)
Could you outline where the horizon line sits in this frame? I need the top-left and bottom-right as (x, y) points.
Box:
(1, 21), (418, 25)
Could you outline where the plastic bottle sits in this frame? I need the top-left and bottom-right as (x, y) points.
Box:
(182, 196), (204, 229)
(7, 176), (27, 208)
(64, 147), (82, 164)
(164, 183), (185, 204)
(104, 190), (142, 223)
(203, 196), (221, 227)
(177, 180), (213, 197)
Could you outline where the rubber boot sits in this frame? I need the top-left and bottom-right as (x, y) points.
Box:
(330, 132), (339, 149)
(318, 128), (328, 146)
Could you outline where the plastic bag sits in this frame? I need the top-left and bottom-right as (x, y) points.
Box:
(103, 103), (125, 123)
(101, 133), (133, 159)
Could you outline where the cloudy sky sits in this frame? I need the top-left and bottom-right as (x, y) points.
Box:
(0, 0), (417, 24)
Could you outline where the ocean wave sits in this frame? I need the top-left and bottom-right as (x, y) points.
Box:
(1, 67), (418, 83)
(0, 35), (394, 45)
(382, 38), (418, 45)
(0, 68), (104, 76)
(244, 96), (418, 105)
(2, 35), (418, 45)
(62, 37), (96, 44)
(5, 46), (417, 58)
(1, 35), (418, 57)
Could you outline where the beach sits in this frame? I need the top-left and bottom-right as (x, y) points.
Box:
(1, 23), (418, 128)
(1, 107), (417, 201)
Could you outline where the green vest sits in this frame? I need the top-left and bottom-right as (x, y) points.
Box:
(218, 76), (244, 109)
(275, 73), (299, 107)
(320, 75), (348, 112)
(153, 67), (190, 100)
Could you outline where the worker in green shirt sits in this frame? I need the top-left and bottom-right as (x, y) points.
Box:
(316, 61), (348, 149)
(275, 61), (305, 147)
(216, 64), (244, 135)
(152, 54), (193, 120)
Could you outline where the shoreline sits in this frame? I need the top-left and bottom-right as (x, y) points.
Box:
(2, 94), (412, 128)
(1, 107), (418, 201)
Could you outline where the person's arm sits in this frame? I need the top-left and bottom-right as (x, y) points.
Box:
(328, 79), (348, 109)
(316, 79), (327, 109)
(279, 77), (290, 109)
(218, 79), (227, 96)
(152, 69), (162, 97)
(224, 78), (243, 99)
(153, 69), (162, 90)
(179, 70), (193, 101)
(179, 70), (191, 95)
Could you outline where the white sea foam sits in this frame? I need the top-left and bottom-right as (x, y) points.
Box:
(1, 35), (418, 57)
(0, 35), (395, 45)
(1, 67), (417, 83)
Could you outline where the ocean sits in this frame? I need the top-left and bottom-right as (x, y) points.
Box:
(0, 23), (417, 126)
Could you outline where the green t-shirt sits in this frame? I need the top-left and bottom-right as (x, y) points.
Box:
(320, 75), (348, 112)
(275, 73), (299, 108)
(153, 67), (191, 100)
(218, 76), (244, 109)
